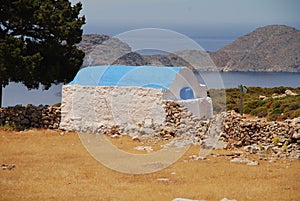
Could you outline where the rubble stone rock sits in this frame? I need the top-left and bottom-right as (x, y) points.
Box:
(0, 105), (61, 130)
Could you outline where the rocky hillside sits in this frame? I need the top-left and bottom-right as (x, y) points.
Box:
(78, 35), (193, 69)
(113, 52), (148, 66)
(210, 25), (300, 72)
(143, 53), (191, 68)
(77, 34), (110, 55)
(77, 34), (132, 67)
(78, 25), (300, 72)
(77, 35), (213, 71)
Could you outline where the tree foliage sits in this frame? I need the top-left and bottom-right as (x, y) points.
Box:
(0, 0), (85, 100)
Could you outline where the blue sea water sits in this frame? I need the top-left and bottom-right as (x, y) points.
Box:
(192, 37), (234, 52)
(3, 72), (299, 107)
(197, 72), (300, 89)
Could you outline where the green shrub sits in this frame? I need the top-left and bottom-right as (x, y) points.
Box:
(250, 106), (267, 116)
(292, 109), (300, 118)
(273, 101), (281, 109)
(272, 137), (280, 145)
(272, 86), (286, 94)
(210, 87), (300, 121)
(267, 113), (280, 121)
(268, 108), (283, 121)
(270, 108), (282, 115)
(289, 102), (300, 110)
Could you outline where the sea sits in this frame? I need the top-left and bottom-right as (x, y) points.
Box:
(2, 37), (300, 107)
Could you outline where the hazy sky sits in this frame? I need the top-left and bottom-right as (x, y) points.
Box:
(71, 0), (300, 37)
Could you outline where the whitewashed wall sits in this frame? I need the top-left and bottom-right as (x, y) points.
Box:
(60, 85), (166, 132)
(163, 68), (207, 100)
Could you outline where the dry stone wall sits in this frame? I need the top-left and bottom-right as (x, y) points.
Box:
(159, 107), (300, 159)
(1, 103), (299, 159)
(221, 111), (300, 148)
(0, 105), (61, 130)
(220, 111), (300, 159)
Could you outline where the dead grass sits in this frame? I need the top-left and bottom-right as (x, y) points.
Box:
(105, 135), (170, 153)
(0, 129), (299, 201)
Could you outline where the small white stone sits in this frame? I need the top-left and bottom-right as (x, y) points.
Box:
(220, 198), (237, 201)
(134, 146), (153, 152)
(247, 161), (259, 166)
(285, 89), (297, 96)
(292, 133), (300, 139)
(110, 134), (120, 138)
(144, 118), (153, 128)
(230, 158), (249, 163)
(157, 178), (169, 181)
(172, 198), (206, 201)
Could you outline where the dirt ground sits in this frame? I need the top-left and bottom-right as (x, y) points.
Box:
(1, 129), (299, 201)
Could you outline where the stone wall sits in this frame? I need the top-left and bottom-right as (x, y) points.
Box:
(0, 105), (61, 130)
(160, 108), (300, 159)
(221, 111), (300, 148)
(1, 102), (299, 159)
(220, 111), (300, 158)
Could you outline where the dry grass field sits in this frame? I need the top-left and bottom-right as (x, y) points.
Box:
(1, 129), (300, 201)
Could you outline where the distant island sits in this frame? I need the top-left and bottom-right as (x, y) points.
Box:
(210, 25), (300, 72)
(78, 25), (300, 72)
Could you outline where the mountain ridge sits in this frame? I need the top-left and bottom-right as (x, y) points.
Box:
(210, 25), (300, 72)
(78, 25), (300, 72)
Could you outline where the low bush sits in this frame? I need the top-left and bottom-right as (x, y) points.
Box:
(209, 86), (300, 121)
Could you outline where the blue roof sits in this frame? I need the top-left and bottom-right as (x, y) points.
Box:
(69, 65), (184, 89)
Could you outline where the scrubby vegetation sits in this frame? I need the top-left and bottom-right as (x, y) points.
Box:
(209, 86), (300, 121)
